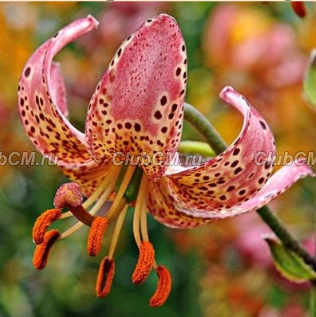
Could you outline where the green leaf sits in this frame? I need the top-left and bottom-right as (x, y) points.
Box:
(264, 236), (316, 283)
(303, 49), (316, 108)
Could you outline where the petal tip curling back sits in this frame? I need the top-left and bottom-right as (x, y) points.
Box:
(18, 15), (100, 166)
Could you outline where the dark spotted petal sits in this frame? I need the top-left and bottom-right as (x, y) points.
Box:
(148, 181), (214, 228)
(85, 14), (187, 181)
(18, 16), (110, 196)
(149, 160), (314, 226)
(148, 87), (314, 223)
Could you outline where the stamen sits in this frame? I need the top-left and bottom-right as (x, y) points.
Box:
(96, 256), (115, 298)
(108, 205), (128, 259)
(132, 241), (155, 284)
(54, 183), (95, 226)
(33, 229), (60, 270)
(133, 175), (149, 247)
(32, 209), (61, 244)
(87, 217), (108, 256)
(60, 166), (122, 239)
(105, 165), (136, 224)
(149, 265), (172, 307)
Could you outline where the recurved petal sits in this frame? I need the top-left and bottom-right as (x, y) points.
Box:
(150, 160), (313, 224)
(160, 86), (277, 217)
(147, 181), (214, 228)
(18, 15), (99, 167)
(85, 14), (187, 181)
(18, 16), (112, 196)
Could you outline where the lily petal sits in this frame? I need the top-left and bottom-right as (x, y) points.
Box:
(160, 87), (276, 215)
(149, 87), (314, 222)
(148, 181), (213, 228)
(149, 160), (314, 227)
(85, 14), (187, 181)
(18, 16), (109, 196)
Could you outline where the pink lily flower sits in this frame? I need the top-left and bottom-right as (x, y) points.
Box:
(18, 14), (313, 306)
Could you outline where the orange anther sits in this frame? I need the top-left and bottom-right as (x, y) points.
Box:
(149, 265), (172, 307)
(87, 217), (108, 256)
(132, 241), (155, 284)
(33, 229), (60, 270)
(32, 209), (61, 244)
(96, 256), (115, 298)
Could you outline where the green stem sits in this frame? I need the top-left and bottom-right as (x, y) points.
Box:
(178, 140), (215, 157)
(311, 283), (316, 317)
(184, 102), (316, 270)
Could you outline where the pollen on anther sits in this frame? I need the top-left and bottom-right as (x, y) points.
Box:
(96, 256), (115, 298)
(33, 229), (60, 270)
(87, 217), (108, 256)
(149, 265), (172, 307)
(32, 209), (61, 244)
(132, 241), (155, 284)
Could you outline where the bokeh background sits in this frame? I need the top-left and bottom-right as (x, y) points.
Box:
(0, 2), (315, 317)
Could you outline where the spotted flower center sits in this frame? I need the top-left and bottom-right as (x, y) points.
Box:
(32, 163), (171, 307)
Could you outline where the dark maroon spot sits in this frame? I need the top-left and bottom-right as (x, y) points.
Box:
(260, 121), (267, 130)
(265, 162), (271, 169)
(176, 68), (181, 76)
(224, 161), (230, 166)
(239, 189), (246, 195)
(117, 48), (122, 57)
(184, 59), (187, 64)
(183, 72), (187, 79)
(154, 111), (162, 120)
(110, 60), (114, 67)
(234, 167), (243, 175)
(227, 186), (235, 192)
(203, 175), (210, 181)
(20, 98), (24, 107)
(147, 19), (152, 23)
(106, 119), (112, 125)
(168, 113), (174, 120)
(161, 127), (168, 133)
(134, 123), (141, 132)
(180, 89), (185, 95)
(117, 123), (123, 129)
(21, 110), (26, 117)
(172, 104), (178, 112)
(53, 32), (59, 38)
(30, 126), (35, 133)
(24, 67), (31, 77)
(182, 45), (185, 51)
(258, 177), (265, 184)
(233, 148), (240, 156)
(160, 96), (167, 106)
(209, 183), (217, 188)
(219, 195), (226, 201)
(231, 160), (239, 168)
(125, 122), (132, 129)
